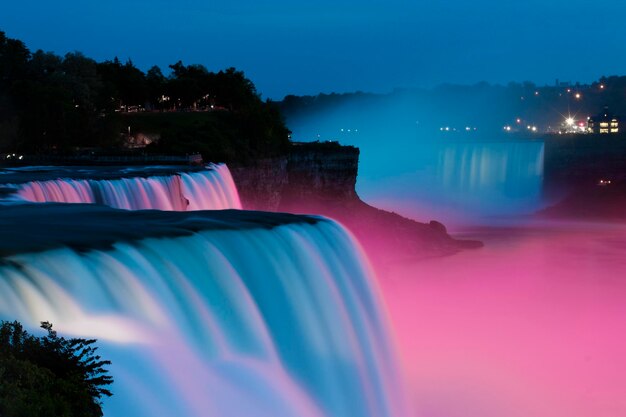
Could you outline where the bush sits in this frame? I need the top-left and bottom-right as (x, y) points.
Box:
(0, 321), (113, 417)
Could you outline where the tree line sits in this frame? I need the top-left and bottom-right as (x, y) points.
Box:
(0, 31), (290, 162)
(279, 78), (626, 139)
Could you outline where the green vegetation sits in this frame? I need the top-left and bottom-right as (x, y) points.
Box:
(0, 320), (113, 417)
(0, 31), (290, 162)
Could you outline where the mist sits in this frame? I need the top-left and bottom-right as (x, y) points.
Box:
(280, 85), (626, 417)
(280, 85), (562, 224)
(379, 220), (626, 417)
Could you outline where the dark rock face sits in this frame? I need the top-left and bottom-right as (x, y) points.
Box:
(230, 144), (359, 211)
(282, 145), (359, 204)
(538, 181), (626, 221)
(543, 136), (626, 196)
(539, 136), (626, 221)
(230, 158), (288, 212)
(231, 144), (481, 265)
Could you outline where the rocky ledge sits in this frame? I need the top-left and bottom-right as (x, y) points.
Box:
(231, 142), (482, 267)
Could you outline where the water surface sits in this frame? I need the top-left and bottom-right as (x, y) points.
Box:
(379, 220), (626, 417)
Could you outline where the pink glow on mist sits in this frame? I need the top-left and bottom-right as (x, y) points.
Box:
(376, 221), (626, 417)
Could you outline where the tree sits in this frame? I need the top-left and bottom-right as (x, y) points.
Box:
(167, 60), (212, 109)
(0, 31), (292, 158)
(213, 67), (259, 111)
(0, 320), (113, 417)
(0, 31), (31, 151)
(97, 58), (148, 109)
(0, 31), (31, 89)
(146, 65), (167, 110)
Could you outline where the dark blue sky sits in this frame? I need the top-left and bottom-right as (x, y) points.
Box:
(2, 0), (625, 98)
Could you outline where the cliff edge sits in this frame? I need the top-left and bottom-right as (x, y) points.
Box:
(231, 142), (481, 266)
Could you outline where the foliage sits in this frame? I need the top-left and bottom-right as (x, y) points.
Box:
(0, 30), (290, 162)
(0, 320), (113, 417)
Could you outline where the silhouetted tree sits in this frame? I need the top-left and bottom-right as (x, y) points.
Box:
(146, 65), (167, 110)
(0, 31), (30, 89)
(0, 320), (113, 417)
(98, 58), (148, 109)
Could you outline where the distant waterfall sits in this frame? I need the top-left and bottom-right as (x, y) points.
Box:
(358, 140), (545, 221)
(0, 218), (406, 417)
(438, 142), (544, 194)
(10, 163), (241, 210)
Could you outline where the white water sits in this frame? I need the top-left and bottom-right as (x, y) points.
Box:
(9, 163), (241, 210)
(0, 218), (406, 417)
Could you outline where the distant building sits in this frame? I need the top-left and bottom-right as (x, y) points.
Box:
(588, 107), (619, 134)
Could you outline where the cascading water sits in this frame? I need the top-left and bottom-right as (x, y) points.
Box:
(8, 163), (241, 210)
(0, 206), (406, 417)
(435, 141), (545, 213)
(357, 140), (545, 223)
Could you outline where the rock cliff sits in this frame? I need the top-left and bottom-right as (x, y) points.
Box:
(230, 142), (481, 266)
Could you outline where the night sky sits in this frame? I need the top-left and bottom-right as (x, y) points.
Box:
(2, 0), (625, 98)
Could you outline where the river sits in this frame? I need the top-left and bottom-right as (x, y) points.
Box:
(378, 219), (626, 417)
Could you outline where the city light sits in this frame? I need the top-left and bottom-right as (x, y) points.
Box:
(575, 93), (581, 99)
(566, 117), (575, 126)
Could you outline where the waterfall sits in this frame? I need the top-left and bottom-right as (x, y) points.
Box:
(0, 212), (406, 417)
(358, 140), (545, 222)
(438, 142), (545, 193)
(9, 163), (241, 211)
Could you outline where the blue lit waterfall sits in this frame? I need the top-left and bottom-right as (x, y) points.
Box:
(0, 206), (406, 417)
(358, 140), (545, 222)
